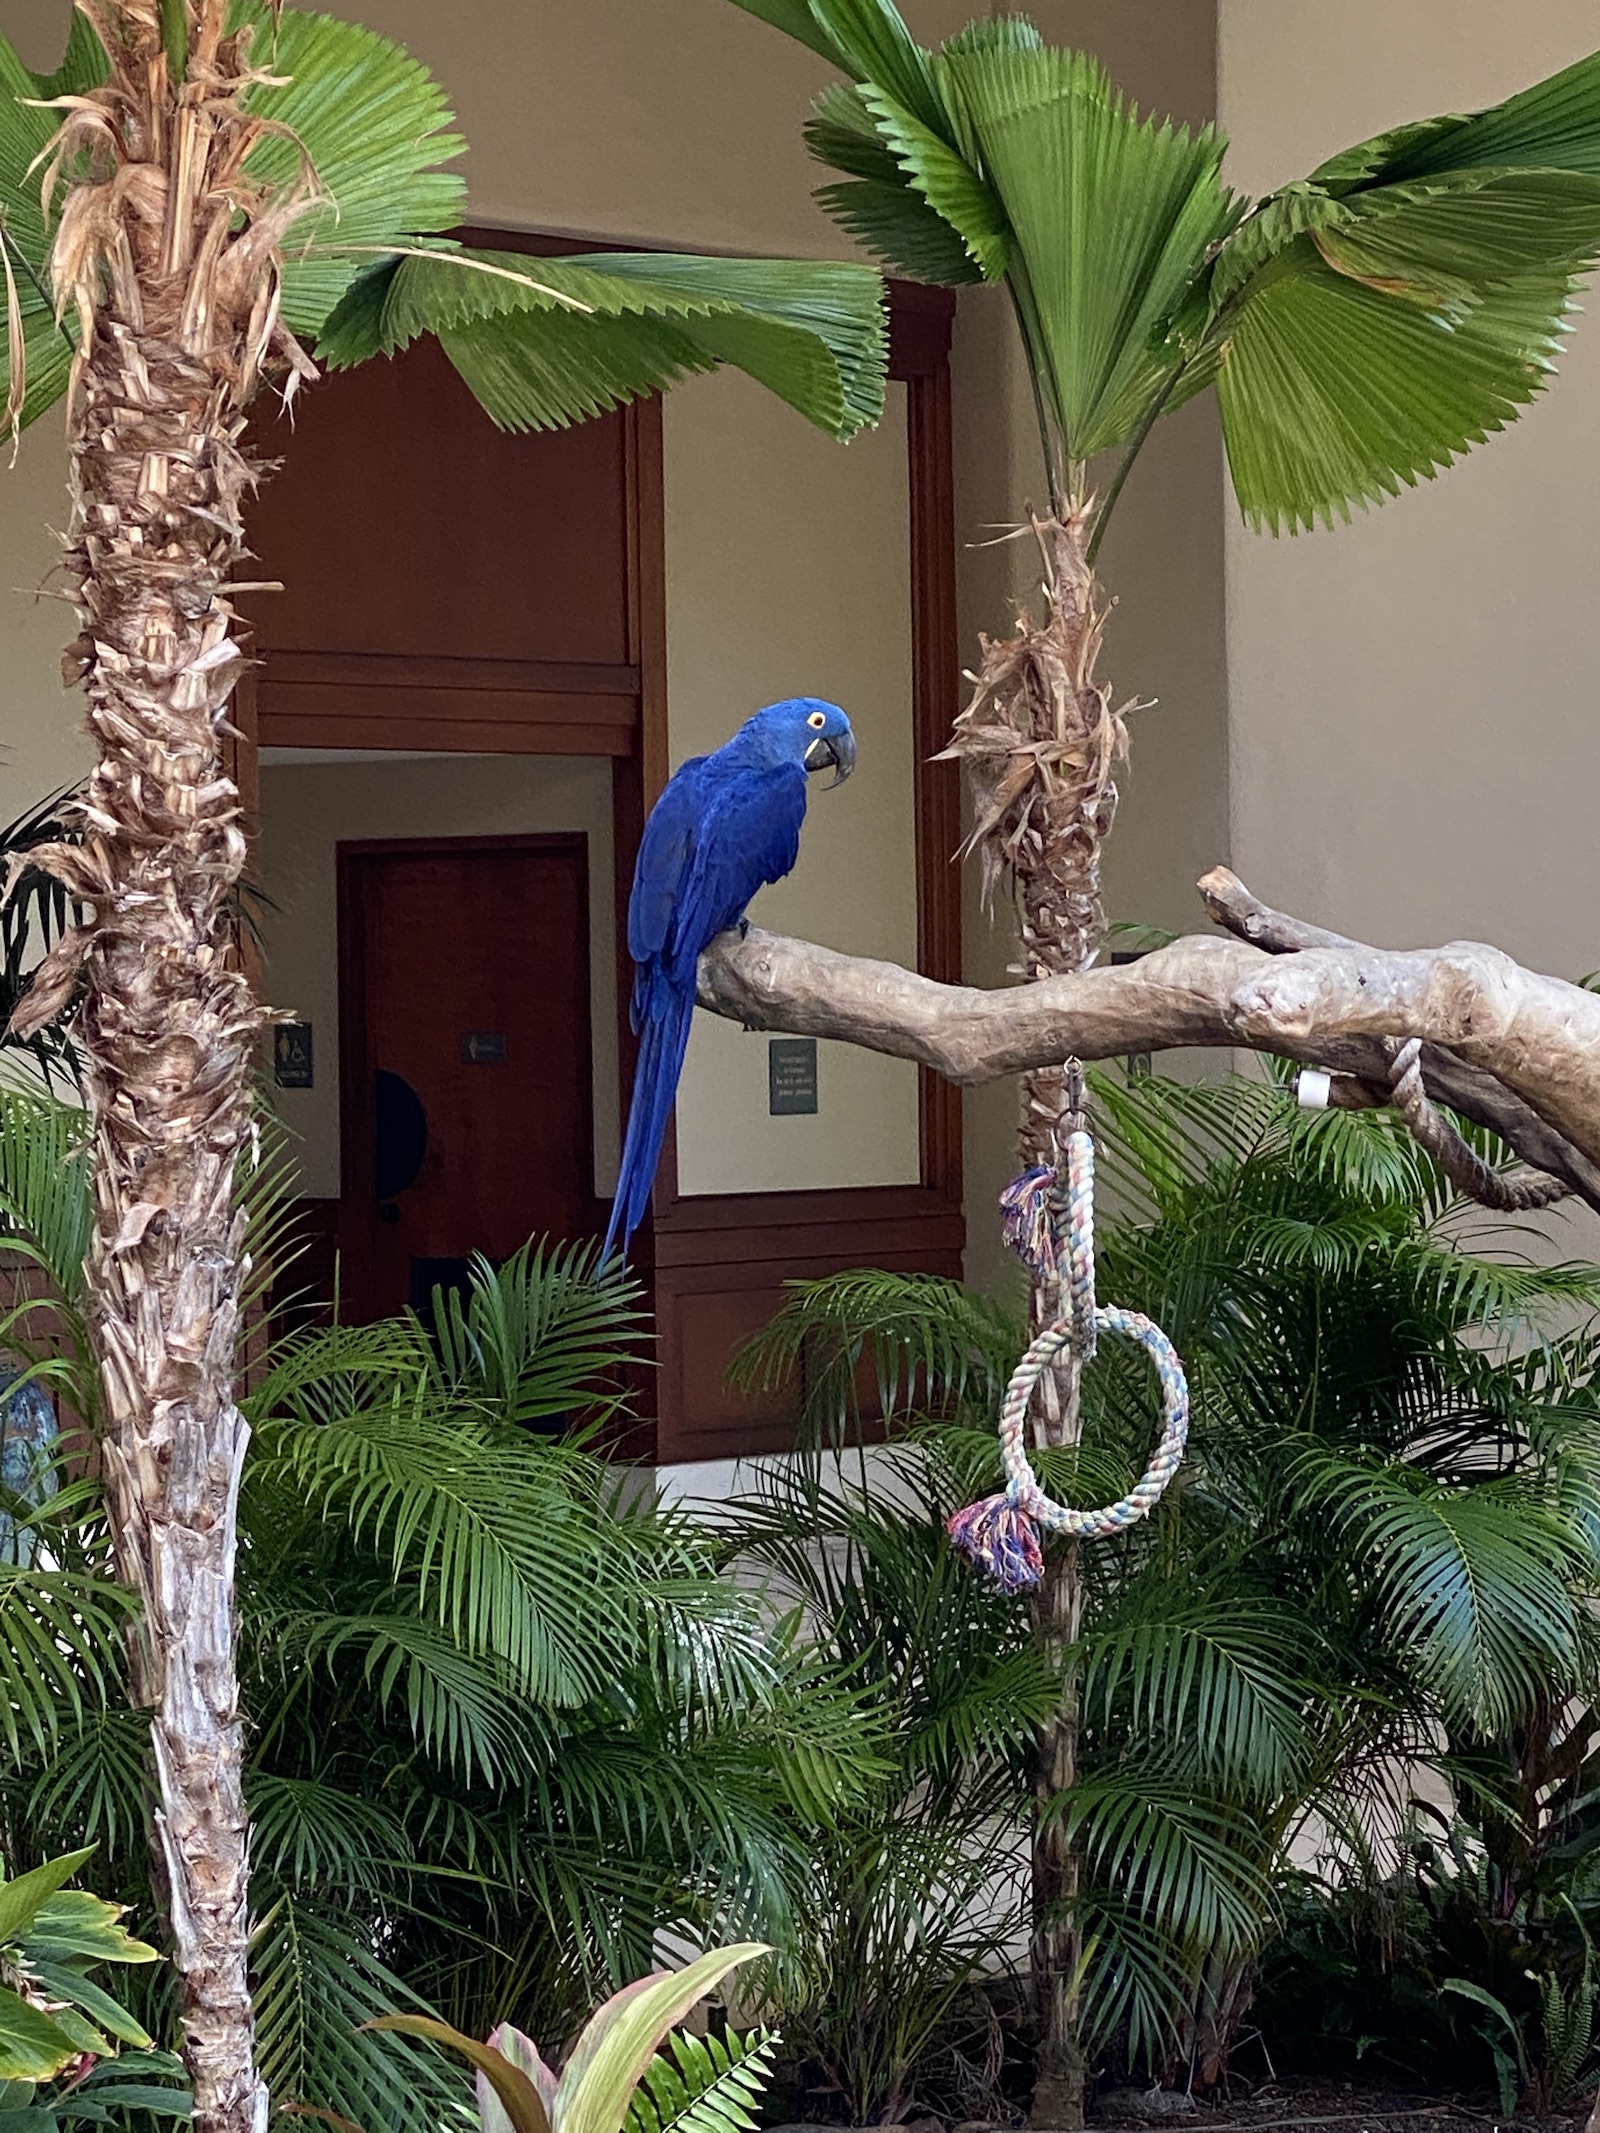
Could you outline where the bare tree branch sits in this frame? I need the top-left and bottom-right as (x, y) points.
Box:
(696, 877), (1600, 1213)
(1197, 868), (1600, 1207)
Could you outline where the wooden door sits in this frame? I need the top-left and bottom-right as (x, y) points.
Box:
(338, 836), (599, 1322)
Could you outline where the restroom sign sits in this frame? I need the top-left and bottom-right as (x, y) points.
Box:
(768, 1037), (818, 1115)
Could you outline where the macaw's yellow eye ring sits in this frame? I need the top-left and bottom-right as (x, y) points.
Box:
(807, 709), (828, 729)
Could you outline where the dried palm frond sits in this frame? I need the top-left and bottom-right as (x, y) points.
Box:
(938, 506), (1135, 983)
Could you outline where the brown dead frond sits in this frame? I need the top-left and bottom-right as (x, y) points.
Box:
(937, 504), (1130, 981)
(1, 225), (25, 460)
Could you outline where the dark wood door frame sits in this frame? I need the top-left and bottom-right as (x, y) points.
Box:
(237, 226), (965, 1462)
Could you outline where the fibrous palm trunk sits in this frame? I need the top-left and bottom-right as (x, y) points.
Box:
(943, 504), (1125, 2131)
(12, 9), (315, 2130)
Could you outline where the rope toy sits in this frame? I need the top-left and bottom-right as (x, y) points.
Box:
(949, 1116), (1190, 1594)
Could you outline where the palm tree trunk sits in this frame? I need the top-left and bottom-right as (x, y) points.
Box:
(8, 8), (313, 2126)
(68, 305), (268, 2133)
(1028, 1526), (1086, 2130)
(947, 508), (1123, 2129)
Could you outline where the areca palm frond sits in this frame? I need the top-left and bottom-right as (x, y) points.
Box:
(0, 1088), (876, 2128)
(0, 1558), (135, 1760)
(0, 1085), (92, 1310)
(1075, 1601), (1317, 1797)
(1057, 1772), (1276, 1951)
(249, 1398), (661, 1707)
(263, 1606), (529, 1786)
(0, 8), (886, 448)
(427, 1238), (647, 1433)
(251, 1894), (468, 2133)
(733, 0), (1600, 533)
(1290, 1452), (1590, 1733)
(737, 1067), (1600, 2077)
(731, 1267), (1022, 1438)
(26, 1709), (151, 1863)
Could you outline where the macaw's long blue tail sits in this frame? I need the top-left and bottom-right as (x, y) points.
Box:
(604, 980), (696, 1262)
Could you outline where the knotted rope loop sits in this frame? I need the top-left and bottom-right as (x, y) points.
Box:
(995, 1305), (1188, 1540)
(948, 1095), (1190, 1594)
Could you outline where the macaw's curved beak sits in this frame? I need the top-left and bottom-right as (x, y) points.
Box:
(804, 728), (857, 788)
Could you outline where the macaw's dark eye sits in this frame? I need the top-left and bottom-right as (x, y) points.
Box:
(807, 710), (827, 729)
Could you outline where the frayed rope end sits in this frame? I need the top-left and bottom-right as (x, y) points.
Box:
(1000, 1165), (1061, 1284)
(947, 1494), (1043, 1594)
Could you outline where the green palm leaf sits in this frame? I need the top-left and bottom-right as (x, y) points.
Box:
(237, 2), (467, 338)
(1216, 229), (1595, 533)
(725, 0), (853, 69)
(0, 1087), (93, 1309)
(317, 245), (886, 441)
(1311, 48), (1600, 189)
(245, 1773), (406, 1890)
(429, 1240), (647, 1432)
(1073, 1893), (1199, 2069)
(1296, 1453), (1586, 1731)
(856, 84), (1011, 277)
(813, 176), (983, 284)
(279, 1607), (527, 1783)
(250, 1404), (631, 1706)
(912, 41), (1238, 453)
(1077, 1602), (1315, 1794)
(803, 0), (944, 134)
(0, 1565), (135, 1759)
(28, 1710), (151, 1862)
(746, 0), (1600, 539)
(251, 1894), (466, 2132)
(1058, 1772), (1275, 1949)
(0, 34), (77, 434)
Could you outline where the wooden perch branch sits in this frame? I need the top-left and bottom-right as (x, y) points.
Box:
(696, 869), (1600, 1215)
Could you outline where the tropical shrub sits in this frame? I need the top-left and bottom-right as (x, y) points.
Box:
(736, 1069), (1600, 2090)
(0, 1089), (876, 2133)
(726, 1461), (1039, 2121)
(0, 1844), (189, 2129)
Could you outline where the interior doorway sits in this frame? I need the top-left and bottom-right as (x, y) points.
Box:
(336, 834), (600, 1322)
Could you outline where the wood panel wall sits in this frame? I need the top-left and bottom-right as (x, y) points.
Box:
(241, 237), (963, 1465)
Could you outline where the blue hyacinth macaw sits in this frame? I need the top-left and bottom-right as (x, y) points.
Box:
(604, 696), (857, 1259)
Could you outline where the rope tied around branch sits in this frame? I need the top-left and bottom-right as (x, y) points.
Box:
(1386, 1039), (1570, 1211)
(949, 1110), (1190, 1594)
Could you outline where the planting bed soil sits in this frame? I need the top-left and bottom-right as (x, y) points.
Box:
(1084, 2083), (1589, 2133)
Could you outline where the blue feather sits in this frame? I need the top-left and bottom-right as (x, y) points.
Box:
(604, 696), (856, 1260)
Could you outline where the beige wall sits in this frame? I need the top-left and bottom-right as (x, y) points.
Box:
(1218, 3), (1600, 984)
(256, 753), (618, 1200)
(666, 372), (922, 1194)
(1, 8), (89, 810)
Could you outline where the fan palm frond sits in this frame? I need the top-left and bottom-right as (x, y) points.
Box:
(0, 36), (78, 431)
(317, 245), (886, 443)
